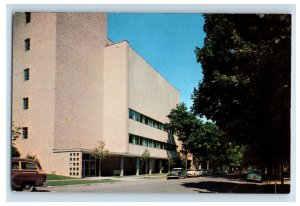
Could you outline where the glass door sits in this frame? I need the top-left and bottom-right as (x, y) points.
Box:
(82, 153), (97, 177)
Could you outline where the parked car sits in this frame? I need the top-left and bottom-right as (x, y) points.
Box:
(203, 169), (213, 176)
(167, 168), (187, 179)
(197, 169), (205, 176)
(246, 170), (263, 182)
(187, 169), (197, 177)
(221, 170), (229, 175)
(214, 170), (229, 176)
(11, 158), (47, 191)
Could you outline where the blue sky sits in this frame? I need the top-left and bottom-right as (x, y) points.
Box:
(108, 13), (205, 110)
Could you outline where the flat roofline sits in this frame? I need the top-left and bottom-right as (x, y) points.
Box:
(104, 39), (180, 93)
(104, 40), (128, 48)
(107, 37), (114, 43)
(53, 148), (177, 159)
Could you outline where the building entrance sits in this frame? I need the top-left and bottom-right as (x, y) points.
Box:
(82, 153), (98, 177)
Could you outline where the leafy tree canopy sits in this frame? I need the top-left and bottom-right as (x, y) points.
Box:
(11, 121), (21, 157)
(167, 103), (244, 169)
(192, 14), (291, 164)
(92, 140), (110, 176)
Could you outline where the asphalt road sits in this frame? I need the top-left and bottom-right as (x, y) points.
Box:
(40, 175), (265, 193)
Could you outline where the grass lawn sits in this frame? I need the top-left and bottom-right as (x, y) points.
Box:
(46, 174), (118, 186)
(47, 174), (78, 180)
(47, 179), (117, 186)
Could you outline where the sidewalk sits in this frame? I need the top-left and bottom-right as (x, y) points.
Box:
(263, 178), (290, 185)
(83, 173), (167, 181)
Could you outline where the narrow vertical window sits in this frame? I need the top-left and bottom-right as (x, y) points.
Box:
(23, 97), (29, 110)
(140, 115), (145, 123)
(24, 68), (29, 80)
(22, 127), (28, 139)
(25, 12), (31, 24)
(135, 135), (140, 145)
(129, 134), (133, 143)
(25, 38), (30, 51)
(135, 112), (140, 122)
(129, 109), (133, 119)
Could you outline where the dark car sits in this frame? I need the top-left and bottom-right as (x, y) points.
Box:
(11, 158), (47, 191)
(167, 168), (187, 179)
(246, 170), (263, 182)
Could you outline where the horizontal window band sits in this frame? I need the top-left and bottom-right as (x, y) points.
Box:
(129, 133), (177, 152)
(129, 108), (168, 132)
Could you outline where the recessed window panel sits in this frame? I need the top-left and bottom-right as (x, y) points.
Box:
(24, 68), (29, 80)
(25, 12), (31, 23)
(25, 38), (30, 51)
(23, 97), (29, 110)
(22, 127), (28, 139)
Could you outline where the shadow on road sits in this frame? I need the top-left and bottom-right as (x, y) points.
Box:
(12, 188), (50, 192)
(35, 189), (50, 192)
(181, 181), (258, 193)
(181, 176), (290, 194)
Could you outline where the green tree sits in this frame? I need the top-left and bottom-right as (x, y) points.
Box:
(190, 122), (245, 170)
(12, 146), (20, 158)
(180, 155), (187, 172)
(192, 156), (201, 170)
(26, 153), (40, 164)
(92, 141), (110, 177)
(167, 104), (244, 170)
(224, 143), (245, 168)
(140, 148), (150, 177)
(11, 122), (21, 157)
(192, 14), (290, 182)
(167, 156), (176, 172)
(166, 103), (198, 151)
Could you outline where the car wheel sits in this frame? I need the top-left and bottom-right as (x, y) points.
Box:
(23, 183), (35, 192)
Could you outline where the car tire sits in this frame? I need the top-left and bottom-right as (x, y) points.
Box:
(23, 183), (35, 192)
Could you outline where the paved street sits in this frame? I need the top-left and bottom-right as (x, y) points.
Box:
(37, 175), (270, 193)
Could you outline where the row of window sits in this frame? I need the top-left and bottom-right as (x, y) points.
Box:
(69, 152), (80, 176)
(20, 13), (31, 141)
(129, 109), (167, 132)
(23, 66), (29, 109)
(12, 161), (37, 170)
(24, 13), (31, 50)
(129, 134), (177, 152)
(70, 172), (80, 176)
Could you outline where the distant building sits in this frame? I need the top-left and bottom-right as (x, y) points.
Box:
(12, 12), (187, 177)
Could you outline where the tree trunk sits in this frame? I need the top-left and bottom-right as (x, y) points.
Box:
(146, 161), (148, 177)
(281, 162), (284, 185)
(99, 158), (102, 177)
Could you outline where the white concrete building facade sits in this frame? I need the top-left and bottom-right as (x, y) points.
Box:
(12, 12), (182, 177)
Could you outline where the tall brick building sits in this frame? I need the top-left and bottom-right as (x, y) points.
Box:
(12, 12), (186, 177)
